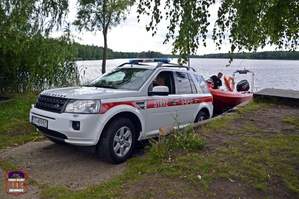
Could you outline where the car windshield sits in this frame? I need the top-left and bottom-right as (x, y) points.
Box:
(89, 67), (154, 90)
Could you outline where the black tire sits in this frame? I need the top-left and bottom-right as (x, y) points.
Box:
(194, 110), (209, 123)
(97, 117), (136, 164)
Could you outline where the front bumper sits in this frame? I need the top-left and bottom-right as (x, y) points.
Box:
(29, 107), (105, 146)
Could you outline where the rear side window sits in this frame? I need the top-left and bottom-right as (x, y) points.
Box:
(194, 74), (209, 93)
(188, 74), (197, 93)
(174, 72), (193, 94)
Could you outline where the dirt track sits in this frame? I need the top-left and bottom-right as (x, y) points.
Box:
(0, 140), (126, 198)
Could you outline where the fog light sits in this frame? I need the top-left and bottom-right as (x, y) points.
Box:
(72, 121), (80, 131)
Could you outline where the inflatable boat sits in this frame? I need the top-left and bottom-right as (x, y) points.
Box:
(208, 69), (254, 113)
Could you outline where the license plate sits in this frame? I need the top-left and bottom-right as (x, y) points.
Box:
(32, 116), (48, 128)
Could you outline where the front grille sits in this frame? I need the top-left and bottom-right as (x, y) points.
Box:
(35, 95), (68, 113)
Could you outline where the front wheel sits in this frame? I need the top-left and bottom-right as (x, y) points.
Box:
(97, 118), (136, 164)
(194, 110), (210, 123)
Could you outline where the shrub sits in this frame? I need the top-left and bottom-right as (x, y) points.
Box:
(148, 126), (205, 161)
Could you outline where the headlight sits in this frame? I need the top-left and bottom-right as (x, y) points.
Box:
(65, 100), (101, 113)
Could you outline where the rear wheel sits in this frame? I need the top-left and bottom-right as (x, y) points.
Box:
(97, 118), (136, 164)
(195, 110), (210, 123)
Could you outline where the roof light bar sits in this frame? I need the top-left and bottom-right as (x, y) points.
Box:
(128, 58), (170, 64)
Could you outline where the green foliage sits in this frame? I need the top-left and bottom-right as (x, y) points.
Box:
(149, 126), (205, 161)
(214, 0), (298, 51)
(138, 0), (214, 62)
(75, 0), (133, 32)
(0, 36), (78, 93)
(0, 0), (77, 93)
(0, 0), (68, 36)
(137, 0), (299, 61)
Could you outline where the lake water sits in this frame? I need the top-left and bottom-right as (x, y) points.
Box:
(76, 58), (299, 91)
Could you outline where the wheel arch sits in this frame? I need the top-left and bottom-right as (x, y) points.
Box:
(199, 107), (210, 118)
(99, 111), (143, 143)
(194, 106), (211, 123)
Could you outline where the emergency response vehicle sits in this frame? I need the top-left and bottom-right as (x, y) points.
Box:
(29, 59), (213, 163)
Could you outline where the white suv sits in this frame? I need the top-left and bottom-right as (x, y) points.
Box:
(30, 59), (213, 163)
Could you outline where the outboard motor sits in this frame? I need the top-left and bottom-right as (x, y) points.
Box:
(236, 80), (250, 92)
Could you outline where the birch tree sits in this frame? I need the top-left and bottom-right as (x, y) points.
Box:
(75, 0), (133, 74)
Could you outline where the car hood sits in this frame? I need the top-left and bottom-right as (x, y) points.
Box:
(40, 86), (140, 99)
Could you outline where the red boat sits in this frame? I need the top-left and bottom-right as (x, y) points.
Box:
(208, 69), (255, 114)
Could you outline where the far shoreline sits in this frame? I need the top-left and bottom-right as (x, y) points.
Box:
(75, 57), (299, 62)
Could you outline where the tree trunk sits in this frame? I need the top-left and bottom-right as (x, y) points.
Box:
(102, 28), (108, 74)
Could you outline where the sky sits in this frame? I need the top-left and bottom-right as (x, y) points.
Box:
(51, 0), (275, 55)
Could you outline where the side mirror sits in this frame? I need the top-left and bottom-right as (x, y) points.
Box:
(149, 86), (169, 96)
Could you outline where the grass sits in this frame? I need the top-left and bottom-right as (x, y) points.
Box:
(203, 101), (268, 131)
(236, 100), (269, 114)
(152, 109), (299, 195)
(242, 122), (261, 133)
(282, 116), (299, 129)
(149, 126), (205, 160)
(1, 98), (298, 198)
(0, 159), (18, 171)
(0, 93), (42, 149)
(213, 135), (299, 192)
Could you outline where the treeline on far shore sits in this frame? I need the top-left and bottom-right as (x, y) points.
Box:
(74, 43), (299, 60)
(74, 43), (168, 60)
(195, 51), (299, 60)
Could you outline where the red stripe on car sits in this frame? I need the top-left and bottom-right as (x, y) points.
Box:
(146, 96), (213, 109)
(100, 101), (137, 114)
(100, 96), (212, 113)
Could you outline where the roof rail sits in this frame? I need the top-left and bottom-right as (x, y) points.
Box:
(157, 63), (197, 72)
(118, 58), (197, 72)
(128, 58), (170, 64)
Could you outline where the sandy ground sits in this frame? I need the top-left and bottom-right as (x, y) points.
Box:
(0, 140), (126, 199)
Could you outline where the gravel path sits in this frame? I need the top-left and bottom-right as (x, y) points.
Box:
(0, 140), (126, 198)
